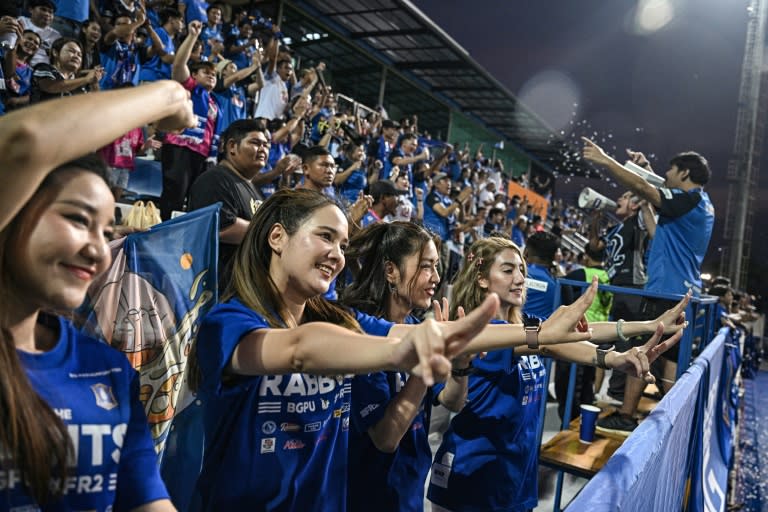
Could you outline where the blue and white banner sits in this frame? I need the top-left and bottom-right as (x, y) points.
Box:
(77, 204), (220, 457)
(569, 328), (740, 512)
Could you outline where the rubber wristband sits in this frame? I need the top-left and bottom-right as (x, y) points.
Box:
(616, 319), (629, 343)
(451, 366), (475, 377)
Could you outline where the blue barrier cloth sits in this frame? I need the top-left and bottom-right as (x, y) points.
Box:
(569, 332), (733, 512)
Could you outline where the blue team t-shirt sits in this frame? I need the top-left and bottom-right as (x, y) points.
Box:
(523, 263), (558, 319)
(7, 314), (167, 511)
(427, 316), (548, 511)
(645, 186), (714, 296)
(195, 300), (392, 511)
(348, 314), (432, 512)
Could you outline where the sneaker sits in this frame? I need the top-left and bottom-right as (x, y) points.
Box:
(596, 412), (637, 437)
(594, 393), (623, 407)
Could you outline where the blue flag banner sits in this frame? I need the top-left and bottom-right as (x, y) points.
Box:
(77, 204), (220, 458)
(569, 329), (739, 512)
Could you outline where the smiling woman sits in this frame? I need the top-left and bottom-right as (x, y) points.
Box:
(190, 189), (499, 511)
(0, 81), (196, 511)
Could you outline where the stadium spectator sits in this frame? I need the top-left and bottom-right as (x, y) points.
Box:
(390, 171), (423, 223)
(360, 180), (406, 227)
(371, 118), (400, 180)
(423, 172), (471, 243)
(222, 17), (256, 71)
(0, 0), (60, 66)
(389, 132), (429, 188)
(583, 139), (715, 385)
(427, 237), (687, 512)
(522, 231), (560, 318)
(51, 0), (89, 38)
(160, 19), (218, 219)
(199, 3), (222, 58)
(556, 243), (613, 421)
(335, 140), (368, 205)
(1, 29), (40, 110)
(253, 37), (292, 120)
(0, 79), (195, 512)
(213, 52), (264, 137)
(590, 191), (657, 434)
(188, 119), (301, 291)
(511, 214), (528, 248)
(78, 18), (101, 70)
(98, 10), (143, 90)
(138, 8), (183, 82)
(191, 188), (497, 511)
(98, 118), (145, 201)
(31, 36), (104, 102)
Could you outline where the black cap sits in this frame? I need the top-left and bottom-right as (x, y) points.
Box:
(370, 180), (407, 201)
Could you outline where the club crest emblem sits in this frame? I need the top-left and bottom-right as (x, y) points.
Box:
(91, 383), (118, 410)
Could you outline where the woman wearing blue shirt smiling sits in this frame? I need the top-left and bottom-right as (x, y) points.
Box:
(428, 237), (690, 512)
(340, 223), (621, 511)
(192, 189), (499, 512)
(0, 81), (196, 511)
(341, 222), (471, 512)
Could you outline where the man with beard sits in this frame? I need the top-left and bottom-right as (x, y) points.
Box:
(189, 119), (300, 290)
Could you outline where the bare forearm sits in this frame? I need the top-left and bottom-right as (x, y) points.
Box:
(230, 322), (399, 375)
(589, 320), (654, 342)
(367, 377), (428, 452)
(219, 218), (251, 244)
(251, 167), (282, 185)
(0, 81), (188, 230)
(437, 375), (467, 412)
(172, 35), (196, 82)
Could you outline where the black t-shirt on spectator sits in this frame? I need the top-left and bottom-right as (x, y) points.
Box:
(31, 63), (89, 103)
(188, 164), (263, 292)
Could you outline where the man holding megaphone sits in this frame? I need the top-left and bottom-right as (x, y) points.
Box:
(583, 138), (715, 416)
(586, 190), (656, 434)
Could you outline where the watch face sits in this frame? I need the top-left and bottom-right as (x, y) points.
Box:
(524, 316), (541, 328)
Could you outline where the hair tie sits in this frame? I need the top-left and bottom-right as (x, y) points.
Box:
(476, 257), (484, 267)
(466, 252), (475, 262)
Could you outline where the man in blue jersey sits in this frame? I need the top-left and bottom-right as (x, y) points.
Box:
(583, 138), (714, 388)
(522, 231), (561, 319)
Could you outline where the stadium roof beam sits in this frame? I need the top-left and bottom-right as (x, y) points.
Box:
(395, 61), (468, 70)
(351, 28), (431, 39)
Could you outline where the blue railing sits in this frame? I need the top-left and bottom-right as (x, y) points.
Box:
(541, 279), (722, 511)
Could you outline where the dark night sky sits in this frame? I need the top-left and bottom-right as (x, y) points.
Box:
(415, 0), (768, 304)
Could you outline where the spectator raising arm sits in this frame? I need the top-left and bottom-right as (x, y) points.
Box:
(582, 137), (661, 207)
(0, 80), (195, 230)
(172, 20), (203, 83)
(103, 7), (146, 46)
(221, 51), (263, 94)
(144, 23), (175, 65)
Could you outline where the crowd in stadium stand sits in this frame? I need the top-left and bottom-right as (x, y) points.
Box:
(0, 1), (762, 511)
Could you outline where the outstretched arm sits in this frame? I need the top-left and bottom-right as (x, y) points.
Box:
(230, 294), (499, 386)
(582, 137), (662, 207)
(0, 81), (195, 232)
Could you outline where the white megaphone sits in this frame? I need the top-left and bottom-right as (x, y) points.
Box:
(625, 161), (665, 187)
(578, 187), (617, 210)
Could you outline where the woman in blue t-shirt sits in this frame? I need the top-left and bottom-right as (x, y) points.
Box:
(338, 223), (636, 511)
(428, 237), (690, 512)
(191, 189), (499, 512)
(341, 222), (472, 512)
(0, 81), (196, 511)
